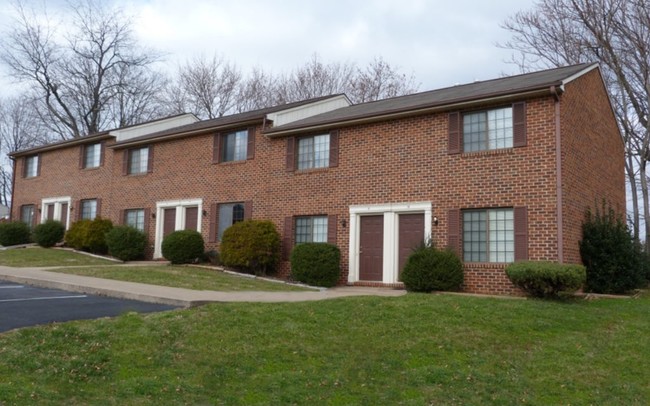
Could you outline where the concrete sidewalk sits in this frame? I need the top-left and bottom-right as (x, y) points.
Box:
(0, 266), (406, 308)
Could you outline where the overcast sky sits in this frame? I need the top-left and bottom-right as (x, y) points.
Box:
(0, 0), (538, 96)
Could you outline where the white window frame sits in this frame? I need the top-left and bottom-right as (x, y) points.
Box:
(41, 196), (72, 229)
(125, 208), (146, 231)
(84, 143), (102, 169)
(348, 202), (432, 284)
(297, 134), (330, 170)
(129, 146), (149, 175)
(153, 198), (203, 258)
(25, 155), (39, 178)
(463, 107), (513, 152)
(221, 130), (248, 162)
(80, 199), (98, 220)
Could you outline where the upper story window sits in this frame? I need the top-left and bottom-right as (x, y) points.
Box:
(125, 209), (145, 231)
(295, 216), (328, 244)
(24, 155), (39, 178)
(127, 146), (150, 175)
(213, 128), (255, 164)
(222, 130), (248, 162)
(448, 102), (526, 154)
(285, 130), (339, 172)
(297, 134), (330, 170)
(81, 199), (98, 220)
(82, 143), (102, 169)
(463, 107), (513, 152)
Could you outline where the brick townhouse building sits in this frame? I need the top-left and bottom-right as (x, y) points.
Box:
(10, 62), (624, 295)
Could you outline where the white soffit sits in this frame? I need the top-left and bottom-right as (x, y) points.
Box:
(266, 95), (351, 127)
(110, 113), (199, 142)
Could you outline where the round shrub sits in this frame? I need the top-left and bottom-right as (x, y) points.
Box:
(65, 220), (91, 250)
(33, 220), (65, 248)
(0, 221), (32, 246)
(221, 220), (280, 275)
(84, 218), (113, 254)
(105, 226), (147, 261)
(290, 243), (341, 287)
(580, 204), (645, 294)
(161, 229), (205, 264)
(506, 261), (586, 298)
(400, 247), (463, 292)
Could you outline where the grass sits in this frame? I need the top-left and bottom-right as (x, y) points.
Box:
(1, 293), (649, 404)
(51, 265), (312, 292)
(0, 247), (115, 267)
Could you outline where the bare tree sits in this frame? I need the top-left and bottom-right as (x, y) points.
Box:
(276, 54), (355, 102)
(235, 67), (281, 113)
(500, 0), (650, 246)
(349, 57), (419, 103)
(173, 54), (242, 119)
(0, 0), (162, 138)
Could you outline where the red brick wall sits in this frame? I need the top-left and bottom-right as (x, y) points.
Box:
(11, 71), (624, 295)
(560, 69), (626, 263)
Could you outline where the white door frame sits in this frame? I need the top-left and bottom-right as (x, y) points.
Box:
(153, 198), (203, 258)
(348, 202), (432, 284)
(41, 196), (72, 229)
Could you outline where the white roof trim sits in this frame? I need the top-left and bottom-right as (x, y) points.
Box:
(561, 63), (600, 88)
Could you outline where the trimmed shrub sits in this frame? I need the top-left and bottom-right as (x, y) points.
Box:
(33, 220), (65, 248)
(290, 243), (341, 287)
(221, 220), (280, 275)
(106, 226), (147, 261)
(506, 261), (586, 298)
(65, 219), (91, 250)
(580, 203), (645, 294)
(161, 229), (205, 264)
(0, 221), (32, 246)
(400, 246), (463, 292)
(84, 218), (113, 254)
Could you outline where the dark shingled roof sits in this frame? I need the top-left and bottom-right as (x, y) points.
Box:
(111, 94), (345, 148)
(265, 63), (597, 135)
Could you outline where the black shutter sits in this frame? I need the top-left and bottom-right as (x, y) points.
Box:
(514, 206), (528, 261)
(448, 112), (461, 154)
(328, 214), (338, 244)
(282, 217), (293, 260)
(329, 130), (339, 167)
(513, 102), (527, 147)
(447, 209), (461, 256)
(247, 127), (255, 160)
(213, 133), (221, 164)
(208, 203), (218, 243)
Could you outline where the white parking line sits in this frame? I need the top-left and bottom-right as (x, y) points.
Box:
(0, 285), (24, 289)
(0, 295), (87, 303)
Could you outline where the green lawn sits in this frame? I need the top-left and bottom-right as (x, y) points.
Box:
(1, 293), (649, 404)
(0, 247), (115, 267)
(52, 265), (312, 292)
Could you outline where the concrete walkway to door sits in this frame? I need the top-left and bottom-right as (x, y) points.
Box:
(0, 266), (406, 308)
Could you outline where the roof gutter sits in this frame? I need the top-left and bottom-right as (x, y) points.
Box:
(551, 85), (564, 263)
(264, 87), (558, 138)
(9, 133), (112, 158)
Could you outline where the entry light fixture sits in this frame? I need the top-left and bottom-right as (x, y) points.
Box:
(151, 212), (156, 219)
(433, 216), (439, 226)
(341, 219), (347, 228)
(202, 209), (208, 217)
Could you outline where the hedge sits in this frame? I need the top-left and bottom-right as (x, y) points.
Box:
(161, 229), (205, 264)
(506, 261), (586, 298)
(221, 220), (280, 275)
(400, 246), (463, 292)
(33, 220), (65, 248)
(290, 243), (341, 287)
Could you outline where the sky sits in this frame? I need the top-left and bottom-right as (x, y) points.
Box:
(0, 0), (538, 95)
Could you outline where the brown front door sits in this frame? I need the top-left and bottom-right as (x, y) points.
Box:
(398, 213), (425, 274)
(163, 208), (176, 237)
(184, 207), (198, 231)
(46, 204), (55, 221)
(359, 215), (384, 281)
(60, 203), (68, 229)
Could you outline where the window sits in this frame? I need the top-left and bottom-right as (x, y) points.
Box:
(295, 216), (328, 244)
(20, 205), (35, 228)
(24, 155), (39, 178)
(218, 203), (245, 240)
(222, 130), (248, 162)
(463, 107), (513, 152)
(81, 199), (98, 220)
(297, 134), (329, 170)
(128, 147), (149, 175)
(463, 208), (514, 263)
(125, 209), (145, 231)
(83, 143), (102, 168)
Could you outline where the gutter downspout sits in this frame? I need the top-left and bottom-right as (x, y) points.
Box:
(551, 85), (564, 263)
(9, 157), (16, 222)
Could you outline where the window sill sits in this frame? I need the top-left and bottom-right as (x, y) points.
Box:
(294, 167), (331, 175)
(462, 262), (509, 269)
(125, 172), (149, 177)
(461, 148), (514, 158)
(215, 160), (247, 166)
(81, 166), (102, 171)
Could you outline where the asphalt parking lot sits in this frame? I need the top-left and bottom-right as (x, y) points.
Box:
(0, 280), (178, 333)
